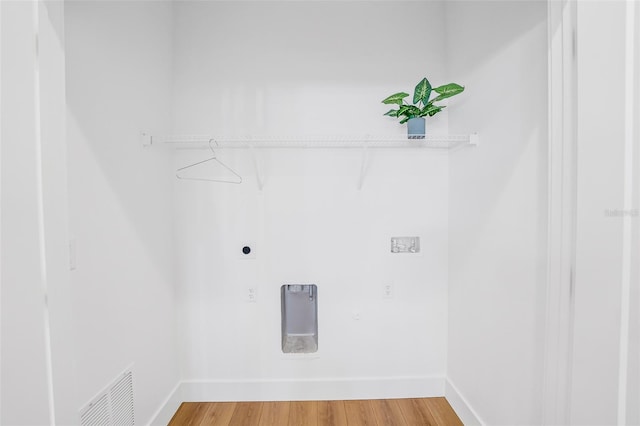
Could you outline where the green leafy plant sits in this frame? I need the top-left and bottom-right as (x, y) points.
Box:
(382, 77), (465, 124)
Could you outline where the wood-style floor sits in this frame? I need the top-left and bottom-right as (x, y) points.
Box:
(168, 397), (463, 426)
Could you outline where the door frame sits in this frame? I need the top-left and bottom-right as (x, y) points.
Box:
(543, 1), (640, 424)
(542, 1), (577, 424)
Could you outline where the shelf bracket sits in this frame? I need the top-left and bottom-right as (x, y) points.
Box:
(248, 144), (264, 191)
(357, 137), (370, 190)
(140, 132), (153, 147)
(469, 132), (480, 146)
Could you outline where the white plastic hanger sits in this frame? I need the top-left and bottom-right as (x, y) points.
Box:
(176, 139), (242, 184)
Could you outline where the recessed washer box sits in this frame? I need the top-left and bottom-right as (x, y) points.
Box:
(281, 284), (318, 354)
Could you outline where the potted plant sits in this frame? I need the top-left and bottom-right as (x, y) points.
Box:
(382, 77), (464, 139)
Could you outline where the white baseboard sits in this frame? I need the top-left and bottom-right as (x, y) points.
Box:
(150, 375), (445, 424)
(180, 376), (445, 402)
(148, 382), (183, 426)
(445, 379), (485, 426)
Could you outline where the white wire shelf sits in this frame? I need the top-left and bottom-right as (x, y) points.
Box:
(144, 133), (480, 190)
(149, 134), (479, 150)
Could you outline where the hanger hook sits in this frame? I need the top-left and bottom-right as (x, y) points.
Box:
(208, 138), (218, 156)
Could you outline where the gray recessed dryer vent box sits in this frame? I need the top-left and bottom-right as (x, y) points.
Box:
(281, 284), (318, 354)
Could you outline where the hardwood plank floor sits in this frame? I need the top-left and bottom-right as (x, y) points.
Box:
(369, 399), (406, 425)
(168, 397), (462, 426)
(318, 401), (348, 426)
(343, 400), (378, 426)
(258, 401), (290, 426)
(396, 398), (438, 425)
(421, 398), (463, 426)
(228, 402), (263, 426)
(169, 402), (209, 426)
(200, 402), (237, 426)
(289, 401), (318, 426)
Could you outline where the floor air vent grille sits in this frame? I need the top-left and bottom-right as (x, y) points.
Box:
(80, 368), (135, 426)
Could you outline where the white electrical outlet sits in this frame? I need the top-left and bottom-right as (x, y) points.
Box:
(383, 283), (393, 299)
(140, 132), (153, 147)
(248, 288), (257, 303)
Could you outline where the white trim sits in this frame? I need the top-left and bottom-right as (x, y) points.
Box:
(542, 0), (577, 424)
(32, 1), (56, 424)
(444, 379), (484, 426)
(0, 2), (3, 422)
(150, 376), (445, 422)
(180, 375), (444, 402)
(147, 382), (182, 426)
(617, 1), (637, 424)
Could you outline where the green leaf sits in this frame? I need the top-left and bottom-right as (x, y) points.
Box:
(383, 109), (399, 117)
(397, 105), (410, 116)
(428, 106), (445, 116)
(419, 104), (445, 117)
(382, 92), (410, 105)
(413, 77), (432, 105)
(431, 83), (464, 102)
(399, 117), (410, 124)
(397, 105), (421, 121)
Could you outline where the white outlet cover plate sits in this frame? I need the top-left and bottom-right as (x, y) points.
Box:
(383, 283), (393, 299)
(247, 288), (257, 303)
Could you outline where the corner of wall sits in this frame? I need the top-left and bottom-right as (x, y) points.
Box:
(148, 381), (182, 426)
(445, 379), (484, 426)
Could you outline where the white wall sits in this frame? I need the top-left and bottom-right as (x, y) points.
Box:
(171, 1), (449, 137)
(172, 1), (451, 399)
(445, 1), (549, 424)
(65, 1), (179, 423)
